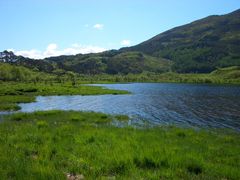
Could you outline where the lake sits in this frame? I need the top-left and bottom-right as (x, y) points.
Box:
(18, 83), (240, 130)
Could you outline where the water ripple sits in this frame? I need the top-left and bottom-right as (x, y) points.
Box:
(17, 83), (240, 131)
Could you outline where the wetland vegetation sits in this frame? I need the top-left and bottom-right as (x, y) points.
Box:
(0, 111), (239, 179)
(0, 8), (240, 179)
(0, 82), (128, 111)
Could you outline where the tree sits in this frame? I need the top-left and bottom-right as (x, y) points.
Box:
(66, 71), (77, 87)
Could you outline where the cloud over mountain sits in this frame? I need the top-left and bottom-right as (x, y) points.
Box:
(11, 43), (106, 59)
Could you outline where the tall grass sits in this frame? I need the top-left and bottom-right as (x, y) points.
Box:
(0, 111), (239, 179)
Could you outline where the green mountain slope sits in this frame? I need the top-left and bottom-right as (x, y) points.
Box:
(0, 62), (53, 82)
(121, 9), (240, 73)
(45, 51), (172, 74)
(1, 9), (239, 74)
(0, 51), (56, 73)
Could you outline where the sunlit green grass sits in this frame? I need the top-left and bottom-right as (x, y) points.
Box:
(0, 110), (239, 179)
(1, 66), (239, 111)
(75, 66), (240, 84)
(0, 95), (36, 111)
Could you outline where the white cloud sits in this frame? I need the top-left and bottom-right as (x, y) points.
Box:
(14, 49), (43, 59)
(121, 40), (131, 46)
(43, 43), (59, 57)
(11, 43), (106, 59)
(93, 24), (104, 30)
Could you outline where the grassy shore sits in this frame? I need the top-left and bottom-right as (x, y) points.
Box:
(0, 82), (129, 111)
(74, 66), (240, 85)
(0, 110), (239, 179)
(1, 66), (239, 111)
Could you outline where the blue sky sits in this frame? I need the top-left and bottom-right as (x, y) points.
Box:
(0, 0), (239, 58)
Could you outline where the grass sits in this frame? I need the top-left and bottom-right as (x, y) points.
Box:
(0, 95), (36, 111)
(74, 66), (240, 85)
(1, 66), (239, 111)
(0, 82), (129, 111)
(114, 115), (129, 121)
(0, 110), (239, 179)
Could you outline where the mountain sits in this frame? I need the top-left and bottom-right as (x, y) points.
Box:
(1, 9), (240, 74)
(0, 51), (18, 63)
(0, 50), (171, 74)
(0, 51), (55, 73)
(45, 51), (172, 74)
(121, 9), (240, 73)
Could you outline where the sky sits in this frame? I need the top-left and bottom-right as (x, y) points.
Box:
(0, 0), (240, 59)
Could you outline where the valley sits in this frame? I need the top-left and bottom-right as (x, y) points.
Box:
(0, 7), (240, 179)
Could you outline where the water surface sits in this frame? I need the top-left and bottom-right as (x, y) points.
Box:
(18, 83), (240, 130)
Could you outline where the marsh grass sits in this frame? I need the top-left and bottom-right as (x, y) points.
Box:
(0, 111), (239, 179)
(114, 115), (129, 121)
(0, 82), (129, 111)
(0, 95), (36, 111)
(74, 66), (240, 85)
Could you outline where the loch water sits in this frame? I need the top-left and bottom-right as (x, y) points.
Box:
(18, 83), (240, 130)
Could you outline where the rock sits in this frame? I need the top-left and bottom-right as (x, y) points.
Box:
(66, 173), (84, 180)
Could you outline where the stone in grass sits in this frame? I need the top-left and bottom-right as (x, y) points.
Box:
(66, 173), (84, 180)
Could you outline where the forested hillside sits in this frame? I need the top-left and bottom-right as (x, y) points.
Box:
(0, 63), (53, 82)
(122, 9), (240, 73)
(0, 9), (239, 74)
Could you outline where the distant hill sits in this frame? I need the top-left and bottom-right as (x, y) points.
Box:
(0, 62), (53, 82)
(0, 50), (171, 75)
(1, 9), (239, 74)
(0, 51), (55, 73)
(45, 51), (172, 74)
(121, 9), (240, 73)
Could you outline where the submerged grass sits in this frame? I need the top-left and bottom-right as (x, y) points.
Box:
(0, 82), (129, 111)
(0, 110), (239, 179)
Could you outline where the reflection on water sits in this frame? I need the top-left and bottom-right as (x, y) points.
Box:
(18, 83), (240, 131)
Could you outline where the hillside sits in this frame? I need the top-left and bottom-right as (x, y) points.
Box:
(122, 9), (240, 73)
(46, 51), (172, 74)
(1, 9), (240, 74)
(0, 50), (171, 75)
(0, 51), (56, 73)
(0, 62), (54, 82)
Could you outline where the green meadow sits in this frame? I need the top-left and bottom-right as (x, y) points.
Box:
(0, 111), (239, 179)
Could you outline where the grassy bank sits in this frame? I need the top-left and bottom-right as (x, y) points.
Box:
(0, 110), (239, 179)
(1, 62), (240, 85)
(0, 82), (129, 111)
(75, 66), (240, 85)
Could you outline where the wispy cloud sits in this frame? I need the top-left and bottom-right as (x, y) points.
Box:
(11, 43), (106, 59)
(93, 24), (104, 30)
(121, 40), (131, 46)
